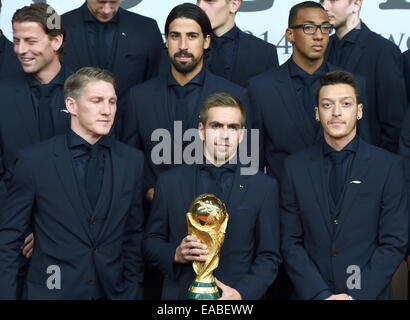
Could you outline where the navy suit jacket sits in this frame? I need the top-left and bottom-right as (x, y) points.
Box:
(117, 68), (252, 191)
(205, 27), (279, 87)
(247, 59), (371, 181)
(0, 134), (145, 299)
(143, 164), (281, 300)
(404, 49), (410, 105)
(325, 23), (407, 153)
(281, 136), (408, 300)
(0, 34), (20, 79)
(0, 71), (71, 207)
(62, 3), (163, 98)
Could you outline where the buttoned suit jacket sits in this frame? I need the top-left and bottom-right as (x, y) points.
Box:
(143, 163), (281, 300)
(280, 136), (408, 300)
(0, 134), (145, 299)
(325, 23), (407, 153)
(247, 59), (371, 181)
(62, 3), (163, 98)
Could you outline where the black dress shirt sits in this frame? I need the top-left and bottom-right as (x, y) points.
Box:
(0, 32), (6, 74)
(26, 65), (67, 124)
(67, 129), (111, 208)
(328, 22), (361, 67)
(82, 3), (119, 69)
(167, 68), (205, 132)
(198, 158), (236, 203)
(209, 25), (239, 79)
(289, 59), (328, 129)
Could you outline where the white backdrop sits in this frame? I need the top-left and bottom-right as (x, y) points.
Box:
(1, 0), (409, 65)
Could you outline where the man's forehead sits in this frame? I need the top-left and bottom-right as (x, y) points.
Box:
(169, 18), (202, 32)
(296, 8), (329, 23)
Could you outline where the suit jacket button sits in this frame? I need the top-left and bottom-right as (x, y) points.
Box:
(88, 280), (94, 285)
(94, 247), (98, 252)
(327, 280), (333, 285)
(333, 250), (339, 256)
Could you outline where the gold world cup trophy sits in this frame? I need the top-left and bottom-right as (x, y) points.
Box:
(186, 194), (229, 300)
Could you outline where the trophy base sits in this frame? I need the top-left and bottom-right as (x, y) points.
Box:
(187, 281), (220, 300)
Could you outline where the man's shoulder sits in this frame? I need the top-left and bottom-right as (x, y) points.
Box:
(238, 27), (277, 51)
(111, 138), (144, 161)
(0, 71), (26, 88)
(204, 69), (245, 92)
(118, 7), (158, 27)
(358, 23), (401, 54)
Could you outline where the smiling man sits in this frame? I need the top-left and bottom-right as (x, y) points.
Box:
(280, 70), (408, 300)
(143, 92), (281, 300)
(321, 0), (407, 153)
(62, 0), (163, 99)
(0, 3), (72, 298)
(196, 0), (279, 87)
(0, 67), (145, 300)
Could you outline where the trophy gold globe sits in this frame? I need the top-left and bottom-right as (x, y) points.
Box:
(186, 194), (229, 300)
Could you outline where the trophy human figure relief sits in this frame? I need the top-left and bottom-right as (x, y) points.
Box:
(186, 194), (229, 300)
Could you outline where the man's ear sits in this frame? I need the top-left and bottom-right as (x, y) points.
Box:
(204, 34), (211, 50)
(286, 28), (295, 45)
(230, 0), (242, 14)
(238, 125), (245, 144)
(65, 97), (77, 116)
(198, 122), (205, 141)
(314, 107), (320, 122)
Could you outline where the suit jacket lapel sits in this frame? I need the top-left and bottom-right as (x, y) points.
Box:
(307, 145), (333, 237)
(53, 135), (93, 242)
(276, 62), (317, 145)
(112, 9), (130, 78)
(181, 165), (198, 211)
(343, 25), (369, 71)
(51, 87), (70, 135)
(334, 138), (371, 238)
(97, 143), (123, 241)
(14, 80), (40, 142)
(225, 166), (249, 215)
(69, 10), (92, 67)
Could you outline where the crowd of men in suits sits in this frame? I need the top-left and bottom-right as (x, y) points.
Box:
(0, 0), (409, 300)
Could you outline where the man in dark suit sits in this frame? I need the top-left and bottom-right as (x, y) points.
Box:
(0, 67), (145, 300)
(404, 49), (410, 105)
(0, 4), (71, 296)
(247, 1), (370, 183)
(321, 0), (407, 153)
(119, 3), (251, 203)
(281, 70), (408, 300)
(62, 0), (163, 99)
(197, 0), (279, 87)
(143, 92), (281, 300)
(0, 0), (20, 79)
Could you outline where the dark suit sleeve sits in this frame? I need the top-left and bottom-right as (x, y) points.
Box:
(143, 175), (182, 281)
(280, 159), (331, 299)
(0, 153), (35, 299)
(233, 178), (282, 300)
(376, 44), (407, 153)
(347, 157), (408, 300)
(121, 153), (145, 299)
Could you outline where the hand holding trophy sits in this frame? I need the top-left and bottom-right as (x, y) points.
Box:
(186, 194), (229, 300)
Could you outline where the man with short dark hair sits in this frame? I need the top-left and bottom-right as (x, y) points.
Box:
(281, 70), (408, 300)
(0, 67), (145, 300)
(0, 0), (20, 78)
(321, 0), (407, 153)
(143, 92), (281, 300)
(62, 0), (163, 99)
(197, 0), (279, 87)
